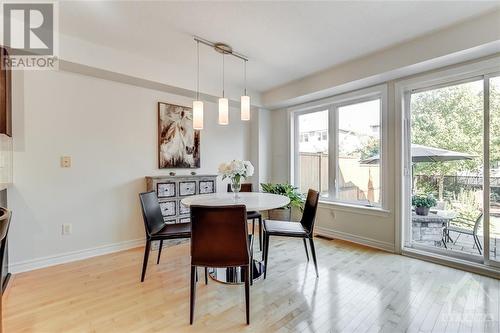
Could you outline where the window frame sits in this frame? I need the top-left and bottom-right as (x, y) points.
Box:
(291, 84), (388, 210)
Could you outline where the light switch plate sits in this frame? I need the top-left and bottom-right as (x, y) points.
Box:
(62, 223), (72, 235)
(60, 156), (71, 168)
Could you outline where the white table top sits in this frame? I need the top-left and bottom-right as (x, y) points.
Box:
(181, 192), (290, 211)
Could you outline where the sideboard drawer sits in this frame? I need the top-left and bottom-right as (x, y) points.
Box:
(179, 181), (196, 196)
(159, 200), (176, 217)
(199, 180), (215, 194)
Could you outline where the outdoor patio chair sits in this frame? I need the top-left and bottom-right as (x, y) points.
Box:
(442, 213), (483, 254)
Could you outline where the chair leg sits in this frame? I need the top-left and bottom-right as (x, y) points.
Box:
(474, 236), (482, 255)
(252, 219), (255, 235)
(309, 238), (319, 278)
(141, 240), (151, 282)
(157, 240), (163, 264)
(264, 233), (270, 279)
(190, 265), (196, 325)
(204, 267), (208, 285)
(303, 238), (310, 261)
(250, 247), (254, 286)
(258, 217), (263, 251)
(442, 230), (448, 249)
(244, 265), (250, 325)
(476, 235), (483, 250)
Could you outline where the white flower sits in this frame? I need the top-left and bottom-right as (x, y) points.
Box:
(218, 162), (229, 174)
(218, 160), (254, 179)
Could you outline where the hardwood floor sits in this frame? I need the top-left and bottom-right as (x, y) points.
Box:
(3, 237), (500, 332)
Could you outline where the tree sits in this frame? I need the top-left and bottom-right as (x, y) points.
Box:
(410, 80), (500, 199)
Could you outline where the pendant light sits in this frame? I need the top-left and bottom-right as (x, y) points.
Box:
(192, 40), (204, 130)
(192, 36), (249, 127)
(218, 53), (229, 125)
(241, 60), (250, 121)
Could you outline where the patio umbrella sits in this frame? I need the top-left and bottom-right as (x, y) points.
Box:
(360, 144), (475, 164)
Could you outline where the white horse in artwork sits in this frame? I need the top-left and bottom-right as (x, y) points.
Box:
(160, 106), (196, 167)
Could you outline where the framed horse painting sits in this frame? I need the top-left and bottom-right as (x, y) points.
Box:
(158, 102), (200, 168)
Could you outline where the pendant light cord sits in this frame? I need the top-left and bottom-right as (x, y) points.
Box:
(196, 41), (200, 100)
(244, 60), (247, 96)
(222, 53), (225, 98)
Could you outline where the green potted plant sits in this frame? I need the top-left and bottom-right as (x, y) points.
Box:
(260, 183), (305, 221)
(412, 194), (437, 216)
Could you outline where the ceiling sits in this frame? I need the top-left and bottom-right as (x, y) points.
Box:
(59, 1), (500, 95)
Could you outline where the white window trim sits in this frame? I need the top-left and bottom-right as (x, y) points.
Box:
(289, 84), (389, 212)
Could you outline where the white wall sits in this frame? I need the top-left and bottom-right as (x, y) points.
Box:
(9, 69), (251, 271)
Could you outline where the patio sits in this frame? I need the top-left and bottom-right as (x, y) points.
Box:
(413, 213), (500, 258)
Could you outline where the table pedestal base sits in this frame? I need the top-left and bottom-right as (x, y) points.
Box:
(208, 260), (264, 284)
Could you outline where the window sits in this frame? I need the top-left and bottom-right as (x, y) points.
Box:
(337, 99), (381, 205)
(292, 85), (386, 208)
(295, 110), (329, 195)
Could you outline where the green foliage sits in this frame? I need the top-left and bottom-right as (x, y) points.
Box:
(260, 183), (305, 211)
(355, 137), (380, 160)
(449, 189), (482, 221)
(412, 194), (437, 208)
(410, 81), (500, 177)
(415, 178), (438, 197)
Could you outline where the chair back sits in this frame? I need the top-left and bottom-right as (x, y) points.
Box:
(300, 189), (320, 235)
(227, 183), (253, 193)
(0, 208), (10, 242)
(190, 205), (250, 267)
(473, 213), (484, 235)
(139, 191), (165, 236)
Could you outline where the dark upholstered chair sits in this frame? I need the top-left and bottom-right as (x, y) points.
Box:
(190, 205), (252, 325)
(139, 191), (192, 282)
(0, 207), (11, 332)
(263, 189), (320, 278)
(227, 183), (263, 250)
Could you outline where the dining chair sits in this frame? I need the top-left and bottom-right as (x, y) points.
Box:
(190, 205), (252, 325)
(0, 207), (11, 333)
(139, 191), (193, 282)
(442, 213), (483, 254)
(263, 189), (320, 278)
(227, 183), (263, 250)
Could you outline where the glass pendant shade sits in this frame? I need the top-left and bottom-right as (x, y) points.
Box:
(241, 95), (250, 121)
(192, 100), (204, 130)
(218, 98), (229, 125)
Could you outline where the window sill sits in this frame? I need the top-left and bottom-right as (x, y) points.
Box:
(318, 200), (391, 217)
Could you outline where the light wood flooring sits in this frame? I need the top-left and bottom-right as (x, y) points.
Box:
(4, 236), (500, 332)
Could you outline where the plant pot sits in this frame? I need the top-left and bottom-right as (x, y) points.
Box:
(415, 206), (430, 216)
(268, 207), (291, 221)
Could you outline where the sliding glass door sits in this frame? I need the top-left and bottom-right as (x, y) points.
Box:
(404, 68), (500, 268)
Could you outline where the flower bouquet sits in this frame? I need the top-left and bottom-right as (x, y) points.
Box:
(218, 160), (254, 197)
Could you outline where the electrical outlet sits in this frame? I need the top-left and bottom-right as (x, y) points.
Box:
(60, 156), (71, 168)
(62, 223), (72, 235)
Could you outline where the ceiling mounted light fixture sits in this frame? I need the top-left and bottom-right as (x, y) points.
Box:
(192, 36), (250, 127)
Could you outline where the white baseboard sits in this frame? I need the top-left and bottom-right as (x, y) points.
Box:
(315, 226), (395, 253)
(10, 238), (145, 274)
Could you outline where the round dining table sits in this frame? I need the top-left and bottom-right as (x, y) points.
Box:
(181, 192), (290, 284)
